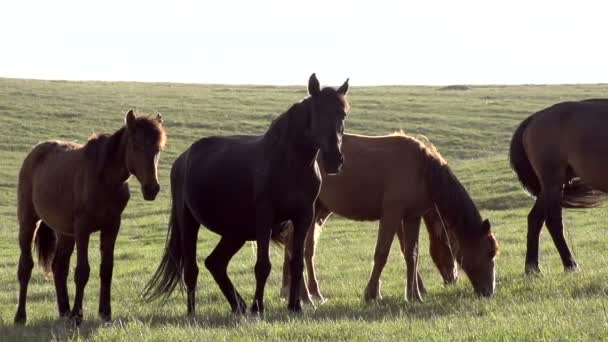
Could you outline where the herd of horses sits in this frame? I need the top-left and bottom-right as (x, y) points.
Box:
(12, 74), (608, 326)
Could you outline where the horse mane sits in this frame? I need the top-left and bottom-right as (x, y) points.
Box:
(85, 128), (126, 176)
(419, 139), (483, 238)
(84, 116), (166, 176)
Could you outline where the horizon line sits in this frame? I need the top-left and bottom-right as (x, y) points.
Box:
(2, 76), (608, 88)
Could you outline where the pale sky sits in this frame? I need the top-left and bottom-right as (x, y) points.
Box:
(1, 0), (607, 85)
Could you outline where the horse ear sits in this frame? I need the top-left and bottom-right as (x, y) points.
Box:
(125, 109), (136, 129)
(308, 73), (320, 96)
(156, 113), (163, 124)
(337, 78), (349, 96)
(482, 219), (491, 233)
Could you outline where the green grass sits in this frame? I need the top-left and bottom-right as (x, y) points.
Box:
(1, 78), (608, 340)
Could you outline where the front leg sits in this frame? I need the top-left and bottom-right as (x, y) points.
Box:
(288, 208), (314, 313)
(399, 217), (423, 302)
(251, 205), (274, 315)
(71, 223), (92, 326)
(98, 222), (120, 322)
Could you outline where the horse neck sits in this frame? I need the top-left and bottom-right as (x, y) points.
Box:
(263, 101), (318, 170)
(100, 127), (130, 186)
(424, 156), (482, 241)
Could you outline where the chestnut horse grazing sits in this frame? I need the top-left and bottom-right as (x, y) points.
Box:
(14, 110), (166, 325)
(283, 132), (497, 301)
(141, 74), (349, 315)
(510, 99), (608, 274)
(280, 197), (458, 303)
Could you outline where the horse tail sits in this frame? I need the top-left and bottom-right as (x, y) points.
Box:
(509, 115), (541, 197)
(34, 221), (56, 274)
(561, 179), (607, 208)
(140, 200), (184, 302)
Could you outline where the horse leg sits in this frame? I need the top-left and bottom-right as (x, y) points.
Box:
(98, 222), (119, 321)
(423, 211), (458, 285)
(52, 234), (75, 318)
(525, 198), (545, 274)
(204, 237), (247, 314)
(251, 225), (272, 314)
(543, 187), (578, 271)
(364, 211), (400, 302)
(70, 225), (92, 326)
(280, 224), (292, 300)
(396, 221), (426, 296)
(14, 208), (38, 324)
(279, 223), (313, 305)
(288, 209), (314, 312)
(398, 217), (423, 302)
(305, 204), (331, 303)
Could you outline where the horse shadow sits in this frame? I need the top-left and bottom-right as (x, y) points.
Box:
(0, 285), (508, 340)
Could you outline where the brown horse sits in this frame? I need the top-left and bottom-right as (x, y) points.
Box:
(283, 132), (498, 301)
(281, 204), (458, 303)
(510, 99), (608, 274)
(14, 110), (166, 325)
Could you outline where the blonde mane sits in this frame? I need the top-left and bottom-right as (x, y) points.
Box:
(389, 130), (447, 165)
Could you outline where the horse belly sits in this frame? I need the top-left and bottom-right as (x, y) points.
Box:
(319, 188), (382, 221)
(32, 185), (74, 234)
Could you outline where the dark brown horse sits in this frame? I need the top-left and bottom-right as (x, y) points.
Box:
(142, 74), (350, 315)
(283, 132), (497, 301)
(14, 110), (166, 325)
(510, 99), (608, 274)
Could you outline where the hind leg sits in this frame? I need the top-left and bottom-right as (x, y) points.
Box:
(14, 209), (38, 324)
(180, 210), (201, 316)
(305, 204), (331, 303)
(543, 187), (578, 271)
(204, 237), (247, 314)
(525, 198), (545, 274)
(280, 223), (314, 305)
(70, 220), (92, 326)
(53, 234), (75, 318)
(364, 210), (401, 302)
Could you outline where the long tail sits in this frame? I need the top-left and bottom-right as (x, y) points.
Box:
(140, 203), (184, 302)
(509, 115), (541, 197)
(34, 221), (56, 274)
(510, 113), (607, 208)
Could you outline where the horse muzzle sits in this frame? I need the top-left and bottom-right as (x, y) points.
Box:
(142, 183), (160, 201)
(323, 153), (344, 175)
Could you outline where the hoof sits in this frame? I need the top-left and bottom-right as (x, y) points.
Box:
(525, 263), (541, 275)
(312, 294), (327, 305)
(98, 312), (111, 322)
(14, 311), (26, 325)
(288, 300), (303, 313)
(231, 302), (247, 315)
(70, 312), (83, 327)
(250, 301), (264, 316)
(565, 264), (580, 273)
(279, 286), (289, 300)
(363, 286), (382, 303)
(406, 294), (424, 303)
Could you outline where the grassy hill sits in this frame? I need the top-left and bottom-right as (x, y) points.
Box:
(1, 78), (607, 340)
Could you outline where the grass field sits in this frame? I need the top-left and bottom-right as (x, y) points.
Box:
(1, 78), (608, 341)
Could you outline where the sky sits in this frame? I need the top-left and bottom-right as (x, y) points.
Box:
(1, 0), (608, 86)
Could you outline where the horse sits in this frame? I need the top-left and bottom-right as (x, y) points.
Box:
(282, 132), (498, 301)
(280, 202), (458, 304)
(141, 74), (350, 315)
(510, 99), (608, 274)
(14, 110), (166, 325)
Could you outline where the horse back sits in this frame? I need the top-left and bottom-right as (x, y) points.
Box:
(318, 133), (431, 221)
(524, 100), (608, 191)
